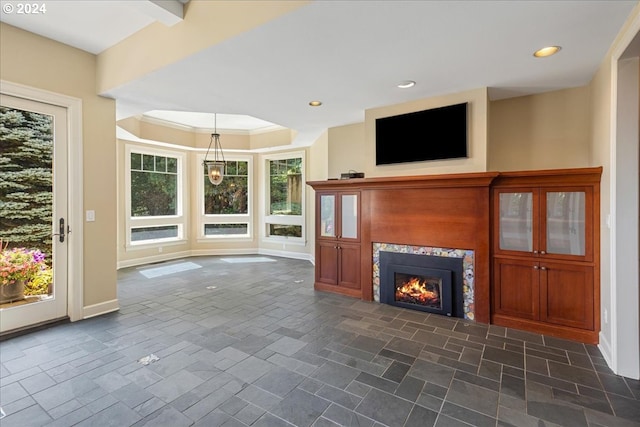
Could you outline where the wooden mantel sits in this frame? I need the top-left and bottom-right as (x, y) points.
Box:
(308, 172), (499, 324)
(307, 171), (499, 191)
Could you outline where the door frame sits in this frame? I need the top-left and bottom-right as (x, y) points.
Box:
(1, 80), (84, 323)
(607, 12), (640, 380)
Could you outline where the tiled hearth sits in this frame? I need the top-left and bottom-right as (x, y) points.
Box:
(372, 243), (476, 321)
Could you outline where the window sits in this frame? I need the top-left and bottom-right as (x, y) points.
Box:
(126, 146), (186, 247)
(200, 157), (252, 239)
(131, 225), (178, 242)
(130, 152), (178, 217)
(263, 152), (305, 242)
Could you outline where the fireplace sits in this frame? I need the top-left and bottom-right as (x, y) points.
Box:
(379, 250), (465, 318)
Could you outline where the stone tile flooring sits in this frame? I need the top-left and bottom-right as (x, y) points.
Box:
(1, 255), (639, 427)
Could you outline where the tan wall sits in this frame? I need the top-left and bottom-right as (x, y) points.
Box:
(329, 86), (593, 177)
(196, 131), (250, 151)
(250, 128), (296, 150)
(139, 120), (197, 148)
(117, 117), (141, 138)
(307, 130), (329, 260)
(120, 116), (297, 151)
(327, 123), (366, 179)
(488, 86), (591, 171)
(363, 88), (488, 177)
(0, 23), (117, 308)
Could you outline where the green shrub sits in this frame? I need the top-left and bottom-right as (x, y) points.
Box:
(24, 267), (52, 296)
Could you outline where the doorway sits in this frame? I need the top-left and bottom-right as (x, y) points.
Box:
(612, 28), (640, 379)
(0, 94), (70, 333)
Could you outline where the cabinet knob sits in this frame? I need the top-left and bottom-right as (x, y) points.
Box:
(533, 250), (538, 254)
(541, 266), (547, 271)
(540, 250), (546, 255)
(533, 265), (539, 270)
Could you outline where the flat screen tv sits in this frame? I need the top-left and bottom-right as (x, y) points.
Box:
(375, 102), (468, 165)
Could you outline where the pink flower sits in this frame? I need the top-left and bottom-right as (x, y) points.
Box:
(0, 247), (47, 286)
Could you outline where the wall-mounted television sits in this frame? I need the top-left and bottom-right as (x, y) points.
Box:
(375, 102), (468, 165)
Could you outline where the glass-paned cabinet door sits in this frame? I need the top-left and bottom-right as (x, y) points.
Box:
(319, 194), (335, 237)
(341, 194), (358, 239)
(546, 191), (585, 256)
(499, 192), (533, 252)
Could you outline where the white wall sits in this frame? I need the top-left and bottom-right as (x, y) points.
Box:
(590, 3), (640, 379)
(613, 55), (640, 379)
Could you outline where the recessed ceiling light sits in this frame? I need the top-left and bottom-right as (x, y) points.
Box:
(397, 80), (416, 89)
(533, 46), (561, 58)
(309, 101), (322, 107)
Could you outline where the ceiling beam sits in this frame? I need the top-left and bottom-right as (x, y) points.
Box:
(128, 0), (185, 27)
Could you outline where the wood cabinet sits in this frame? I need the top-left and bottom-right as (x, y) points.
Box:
(307, 168), (601, 344)
(308, 173), (496, 309)
(491, 168), (601, 343)
(493, 257), (594, 330)
(314, 191), (362, 297)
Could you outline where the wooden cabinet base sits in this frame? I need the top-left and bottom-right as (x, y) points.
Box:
(314, 282), (362, 299)
(492, 313), (598, 344)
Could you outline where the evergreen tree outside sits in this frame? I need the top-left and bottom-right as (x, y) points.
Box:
(0, 107), (53, 262)
(130, 152), (177, 217)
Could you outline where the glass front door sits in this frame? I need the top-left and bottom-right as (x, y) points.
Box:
(0, 95), (68, 332)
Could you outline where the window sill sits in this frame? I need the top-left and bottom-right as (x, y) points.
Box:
(196, 236), (253, 244)
(125, 239), (188, 251)
(262, 236), (306, 245)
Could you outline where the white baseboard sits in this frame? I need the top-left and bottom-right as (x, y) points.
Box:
(118, 249), (313, 269)
(190, 248), (256, 257)
(598, 331), (613, 370)
(117, 250), (192, 269)
(83, 299), (119, 319)
(258, 248), (313, 262)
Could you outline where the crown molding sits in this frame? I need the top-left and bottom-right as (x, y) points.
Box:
(137, 114), (286, 136)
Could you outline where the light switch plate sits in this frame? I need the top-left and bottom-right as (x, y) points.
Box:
(86, 210), (95, 222)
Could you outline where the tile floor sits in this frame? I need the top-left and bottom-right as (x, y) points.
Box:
(0, 255), (639, 427)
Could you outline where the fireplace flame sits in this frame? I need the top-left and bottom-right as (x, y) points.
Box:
(395, 277), (440, 305)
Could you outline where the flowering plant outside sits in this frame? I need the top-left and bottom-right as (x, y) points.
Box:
(0, 245), (47, 286)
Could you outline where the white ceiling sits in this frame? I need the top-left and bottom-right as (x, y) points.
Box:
(1, 1), (157, 54)
(1, 0), (637, 141)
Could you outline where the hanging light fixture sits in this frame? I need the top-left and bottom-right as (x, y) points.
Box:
(203, 113), (226, 185)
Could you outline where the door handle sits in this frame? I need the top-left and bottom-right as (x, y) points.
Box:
(52, 218), (65, 243)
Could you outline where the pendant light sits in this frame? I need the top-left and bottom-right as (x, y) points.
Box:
(203, 113), (226, 185)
